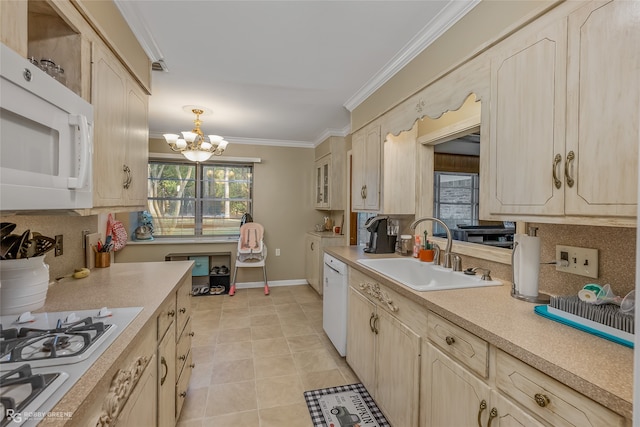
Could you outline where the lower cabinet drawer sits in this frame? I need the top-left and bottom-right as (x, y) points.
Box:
(495, 350), (626, 427)
(176, 317), (192, 376)
(157, 296), (176, 341)
(176, 350), (193, 421)
(176, 275), (192, 335)
(427, 312), (489, 378)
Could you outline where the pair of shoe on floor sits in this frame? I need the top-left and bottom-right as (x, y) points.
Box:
(192, 285), (227, 296)
(211, 265), (229, 275)
(192, 286), (210, 296)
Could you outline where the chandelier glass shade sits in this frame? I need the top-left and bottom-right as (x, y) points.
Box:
(163, 108), (228, 162)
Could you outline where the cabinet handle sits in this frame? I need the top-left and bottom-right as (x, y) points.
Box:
(373, 314), (379, 335)
(360, 185), (366, 199)
(310, 242), (314, 251)
(445, 336), (455, 345)
(122, 164), (132, 189)
(179, 354), (186, 361)
(179, 307), (187, 314)
(369, 312), (376, 333)
(552, 154), (562, 189)
(534, 393), (550, 407)
(477, 399), (487, 427)
(168, 310), (176, 317)
(564, 150), (575, 188)
(190, 363), (196, 369)
(189, 332), (195, 337)
(160, 356), (168, 386)
(180, 391), (187, 398)
(363, 185), (367, 199)
(487, 408), (498, 427)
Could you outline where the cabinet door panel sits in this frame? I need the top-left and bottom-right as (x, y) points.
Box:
(92, 43), (127, 205)
(364, 125), (381, 210)
(565, 0), (639, 216)
(375, 309), (420, 427)
(383, 126), (416, 214)
(305, 235), (320, 293)
(424, 343), (490, 427)
(489, 19), (567, 216)
(346, 287), (376, 392)
(352, 131), (366, 210)
(315, 161), (323, 206)
(117, 354), (157, 427)
(124, 81), (149, 206)
(158, 321), (176, 427)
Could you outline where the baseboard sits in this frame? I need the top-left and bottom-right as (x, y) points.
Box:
(234, 279), (309, 289)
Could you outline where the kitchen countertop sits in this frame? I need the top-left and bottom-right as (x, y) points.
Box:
(325, 246), (633, 419)
(307, 230), (345, 238)
(36, 261), (193, 426)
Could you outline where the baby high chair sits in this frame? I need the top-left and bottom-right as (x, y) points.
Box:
(229, 222), (269, 296)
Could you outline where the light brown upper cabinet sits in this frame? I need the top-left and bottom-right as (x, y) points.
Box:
(352, 124), (382, 211)
(314, 156), (331, 209)
(352, 122), (417, 214)
(487, 0), (639, 225)
(382, 124), (417, 215)
(314, 136), (346, 211)
(92, 42), (149, 210)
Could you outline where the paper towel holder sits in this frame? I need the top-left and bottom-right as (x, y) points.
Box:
(511, 240), (551, 304)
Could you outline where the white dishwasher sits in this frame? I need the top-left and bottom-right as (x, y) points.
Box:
(323, 253), (348, 357)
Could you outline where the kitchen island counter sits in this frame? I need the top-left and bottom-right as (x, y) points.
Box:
(36, 260), (193, 426)
(325, 246), (633, 419)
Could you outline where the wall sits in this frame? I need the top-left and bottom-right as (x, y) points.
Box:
(0, 214), (98, 281)
(114, 138), (318, 284)
(351, 0), (557, 131)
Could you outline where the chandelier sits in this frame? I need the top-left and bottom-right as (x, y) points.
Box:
(163, 108), (229, 162)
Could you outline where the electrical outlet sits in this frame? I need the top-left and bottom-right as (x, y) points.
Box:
(555, 245), (598, 278)
(54, 235), (64, 257)
(275, 248), (281, 256)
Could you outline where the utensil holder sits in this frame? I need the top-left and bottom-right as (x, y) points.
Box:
(95, 252), (111, 268)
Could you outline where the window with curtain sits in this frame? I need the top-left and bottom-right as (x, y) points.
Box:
(147, 160), (253, 237)
(433, 171), (479, 236)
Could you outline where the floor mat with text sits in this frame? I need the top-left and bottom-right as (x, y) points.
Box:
(303, 382), (391, 427)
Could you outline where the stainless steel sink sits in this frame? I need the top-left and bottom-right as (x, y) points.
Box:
(357, 258), (502, 291)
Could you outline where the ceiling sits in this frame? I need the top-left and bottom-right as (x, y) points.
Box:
(116, 1), (479, 148)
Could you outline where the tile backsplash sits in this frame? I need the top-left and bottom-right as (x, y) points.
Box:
(0, 214), (98, 281)
(463, 223), (636, 297)
(535, 223), (636, 297)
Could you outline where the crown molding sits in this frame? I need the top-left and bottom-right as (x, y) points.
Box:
(114, 0), (164, 62)
(343, 0), (480, 112)
(313, 123), (352, 147)
(151, 124), (351, 148)
(149, 132), (314, 148)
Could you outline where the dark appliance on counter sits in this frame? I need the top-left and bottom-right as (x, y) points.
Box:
(363, 216), (396, 254)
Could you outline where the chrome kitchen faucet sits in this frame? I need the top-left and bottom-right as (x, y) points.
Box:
(409, 217), (456, 269)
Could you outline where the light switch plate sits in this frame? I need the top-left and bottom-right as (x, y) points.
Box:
(555, 245), (599, 279)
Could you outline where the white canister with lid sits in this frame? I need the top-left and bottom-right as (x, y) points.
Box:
(0, 257), (50, 315)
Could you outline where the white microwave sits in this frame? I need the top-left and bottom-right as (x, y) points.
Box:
(0, 43), (93, 211)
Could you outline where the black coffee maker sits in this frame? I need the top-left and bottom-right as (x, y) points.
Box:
(363, 216), (397, 254)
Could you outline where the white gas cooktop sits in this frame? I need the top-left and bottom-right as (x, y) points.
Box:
(0, 307), (143, 427)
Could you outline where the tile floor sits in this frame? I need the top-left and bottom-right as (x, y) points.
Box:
(177, 285), (358, 427)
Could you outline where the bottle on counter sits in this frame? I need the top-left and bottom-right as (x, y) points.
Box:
(412, 235), (421, 258)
